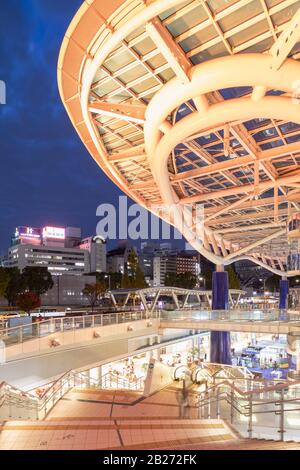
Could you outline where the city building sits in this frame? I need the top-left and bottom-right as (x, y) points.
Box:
(4, 225), (89, 276)
(140, 241), (160, 284)
(106, 241), (137, 274)
(6, 243), (89, 276)
(41, 274), (96, 306)
(153, 248), (200, 286)
(3, 225), (107, 276)
(77, 235), (107, 273)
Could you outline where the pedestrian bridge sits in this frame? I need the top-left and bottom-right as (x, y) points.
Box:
(160, 310), (300, 335)
(109, 286), (245, 312)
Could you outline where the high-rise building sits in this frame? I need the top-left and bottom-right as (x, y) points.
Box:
(153, 247), (200, 286)
(78, 236), (106, 273)
(107, 241), (137, 274)
(140, 241), (160, 283)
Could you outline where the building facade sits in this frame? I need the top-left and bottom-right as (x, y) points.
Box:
(107, 242), (137, 274)
(6, 244), (89, 276)
(153, 248), (200, 286)
(41, 274), (96, 306)
(78, 236), (106, 273)
(3, 225), (106, 276)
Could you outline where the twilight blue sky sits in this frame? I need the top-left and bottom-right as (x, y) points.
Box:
(0, 0), (130, 254)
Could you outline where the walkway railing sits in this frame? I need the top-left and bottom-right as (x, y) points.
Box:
(161, 308), (300, 324)
(195, 374), (300, 441)
(0, 366), (145, 421)
(75, 371), (144, 391)
(0, 310), (159, 348)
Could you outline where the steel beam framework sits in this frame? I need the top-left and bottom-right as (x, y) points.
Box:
(58, 0), (300, 276)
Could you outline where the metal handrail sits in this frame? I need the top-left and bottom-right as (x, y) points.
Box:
(0, 309), (159, 347)
(0, 363), (146, 420)
(194, 375), (300, 440)
(161, 308), (300, 323)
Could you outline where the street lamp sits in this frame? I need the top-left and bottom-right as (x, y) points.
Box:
(199, 277), (206, 289)
(104, 274), (111, 290)
(259, 277), (266, 293)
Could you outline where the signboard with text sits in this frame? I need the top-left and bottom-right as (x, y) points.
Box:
(15, 226), (41, 239)
(42, 226), (65, 240)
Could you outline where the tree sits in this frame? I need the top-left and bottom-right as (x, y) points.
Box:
(135, 263), (147, 288)
(21, 267), (53, 296)
(16, 292), (41, 315)
(94, 272), (122, 290)
(5, 268), (26, 306)
(265, 274), (280, 292)
(121, 251), (147, 288)
(0, 268), (10, 299)
(165, 271), (197, 289)
(121, 272), (132, 289)
(82, 282), (107, 311)
(226, 266), (241, 289)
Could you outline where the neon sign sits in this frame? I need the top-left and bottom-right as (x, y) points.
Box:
(15, 226), (41, 239)
(42, 226), (65, 240)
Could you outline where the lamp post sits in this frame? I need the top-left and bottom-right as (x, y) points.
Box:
(105, 274), (111, 290)
(199, 276), (206, 290)
(259, 277), (266, 294)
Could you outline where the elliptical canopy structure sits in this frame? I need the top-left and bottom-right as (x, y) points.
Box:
(58, 0), (300, 276)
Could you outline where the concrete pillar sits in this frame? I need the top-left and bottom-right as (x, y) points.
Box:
(146, 351), (152, 363)
(92, 366), (102, 385)
(279, 278), (289, 310)
(83, 370), (90, 388)
(210, 268), (231, 365)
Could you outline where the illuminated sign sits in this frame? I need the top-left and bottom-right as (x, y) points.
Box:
(42, 226), (65, 240)
(15, 226), (41, 239)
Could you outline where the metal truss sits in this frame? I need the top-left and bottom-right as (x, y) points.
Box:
(58, 0), (300, 275)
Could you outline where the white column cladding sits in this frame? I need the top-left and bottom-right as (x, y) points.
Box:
(154, 347), (160, 361)
(146, 350), (152, 362)
(84, 370), (90, 388)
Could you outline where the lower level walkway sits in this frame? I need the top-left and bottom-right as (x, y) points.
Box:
(0, 383), (235, 450)
(1, 382), (300, 450)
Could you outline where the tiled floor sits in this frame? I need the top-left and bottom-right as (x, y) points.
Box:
(0, 382), (299, 450)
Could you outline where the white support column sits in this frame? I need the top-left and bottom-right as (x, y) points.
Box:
(183, 293), (190, 308)
(172, 290), (180, 310)
(154, 347), (160, 361)
(150, 289), (161, 313)
(124, 292), (130, 307)
(140, 291), (149, 313)
(83, 370), (90, 388)
(206, 293), (212, 308)
(110, 293), (117, 307)
(296, 342), (300, 373)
